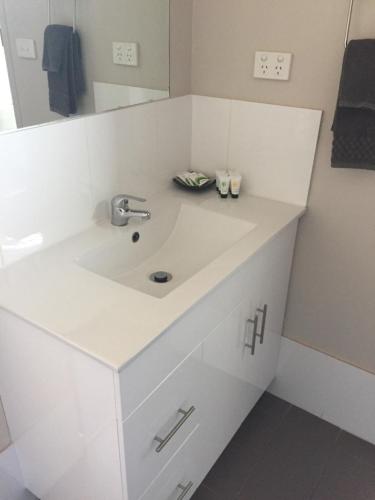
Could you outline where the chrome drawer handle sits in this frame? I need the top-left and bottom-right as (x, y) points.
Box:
(177, 481), (193, 499)
(154, 406), (195, 453)
(245, 315), (258, 355)
(256, 304), (268, 344)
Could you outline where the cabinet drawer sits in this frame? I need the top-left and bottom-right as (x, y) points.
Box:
(140, 426), (204, 500)
(123, 346), (206, 500)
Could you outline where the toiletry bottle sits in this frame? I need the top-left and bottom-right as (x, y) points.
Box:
(230, 173), (242, 198)
(215, 170), (225, 192)
(218, 171), (230, 198)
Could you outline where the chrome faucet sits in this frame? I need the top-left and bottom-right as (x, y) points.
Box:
(111, 194), (151, 227)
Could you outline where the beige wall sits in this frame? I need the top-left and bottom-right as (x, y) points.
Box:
(192, 0), (375, 373)
(170, 0), (193, 97)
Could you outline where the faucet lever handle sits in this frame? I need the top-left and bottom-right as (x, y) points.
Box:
(123, 194), (146, 203)
(111, 194), (146, 208)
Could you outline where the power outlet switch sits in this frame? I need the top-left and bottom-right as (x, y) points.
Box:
(254, 51), (293, 81)
(113, 42), (139, 66)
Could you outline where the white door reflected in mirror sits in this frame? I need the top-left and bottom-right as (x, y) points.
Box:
(0, 35), (16, 132)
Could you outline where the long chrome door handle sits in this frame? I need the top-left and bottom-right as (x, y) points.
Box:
(154, 406), (195, 453)
(256, 304), (268, 344)
(177, 481), (194, 499)
(245, 315), (258, 355)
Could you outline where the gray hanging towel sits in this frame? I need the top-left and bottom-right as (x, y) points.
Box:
(42, 24), (85, 117)
(332, 39), (375, 170)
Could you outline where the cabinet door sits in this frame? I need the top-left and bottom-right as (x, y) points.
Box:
(201, 221), (298, 460)
(245, 220), (298, 392)
(202, 296), (263, 460)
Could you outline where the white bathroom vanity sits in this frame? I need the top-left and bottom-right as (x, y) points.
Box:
(0, 189), (303, 500)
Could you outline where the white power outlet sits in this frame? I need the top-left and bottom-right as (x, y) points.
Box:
(254, 51), (293, 81)
(113, 42), (139, 66)
(16, 38), (37, 59)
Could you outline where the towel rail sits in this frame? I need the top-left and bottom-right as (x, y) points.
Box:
(47, 0), (77, 31)
(73, 0), (77, 31)
(345, 0), (355, 48)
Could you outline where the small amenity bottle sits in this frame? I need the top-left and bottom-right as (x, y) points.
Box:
(230, 173), (242, 198)
(218, 171), (231, 198)
(215, 170), (226, 192)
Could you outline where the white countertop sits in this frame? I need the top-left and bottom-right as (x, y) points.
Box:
(0, 187), (305, 371)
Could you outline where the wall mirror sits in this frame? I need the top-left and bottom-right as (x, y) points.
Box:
(0, 0), (170, 133)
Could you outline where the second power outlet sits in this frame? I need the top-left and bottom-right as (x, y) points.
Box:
(113, 42), (139, 66)
(254, 51), (293, 81)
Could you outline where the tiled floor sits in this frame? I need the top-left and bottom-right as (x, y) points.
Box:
(192, 392), (375, 500)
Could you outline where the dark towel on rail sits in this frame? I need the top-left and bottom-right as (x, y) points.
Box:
(42, 24), (85, 117)
(331, 39), (375, 169)
(338, 39), (375, 109)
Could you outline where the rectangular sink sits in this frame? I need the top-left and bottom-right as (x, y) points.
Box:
(77, 204), (256, 298)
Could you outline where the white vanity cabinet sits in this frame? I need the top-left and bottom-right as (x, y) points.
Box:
(118, 220), (298, 500)
(0, 219), (298, 500)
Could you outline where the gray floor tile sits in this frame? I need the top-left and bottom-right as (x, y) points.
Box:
(311, 449), (375, 500)
(253, 392), (291, 417)
(231, 404), (289, 452)
(336, 431), (375, 468)
(191, 484), (226, 500)
(237, 407), (340, 500)
(200, 438), (262, 499)
(197, 398), (291, 500)
(193, 394), (375, 500)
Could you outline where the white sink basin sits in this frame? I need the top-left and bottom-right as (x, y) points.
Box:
(77, 204), (256, 298)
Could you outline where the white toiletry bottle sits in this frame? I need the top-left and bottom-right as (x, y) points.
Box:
(230, 173), (242, 198)
(215, 170), (225, 192)
(218, 171), (231, 198)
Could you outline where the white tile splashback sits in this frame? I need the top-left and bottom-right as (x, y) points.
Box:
(191, 96), (231, 172)
(86, 95), (192, 214)
(191, 95), (322, 206)
(0, 119), (92, 266)
(0, 96), (192, 267)
(0, 94), (320, 267)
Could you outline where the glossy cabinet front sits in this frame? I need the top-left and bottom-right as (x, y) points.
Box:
(123, 346), (205, 500)
(200, 222), (297, 463)
(120, 221), (298, 500)
(0, 220), (297, 500)
(139, 426), (203, 500)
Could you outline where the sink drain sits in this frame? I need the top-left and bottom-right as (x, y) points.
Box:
(149, 271), (173, 284)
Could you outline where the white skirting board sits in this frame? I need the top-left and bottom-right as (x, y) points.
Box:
(269, 338), (375, 445)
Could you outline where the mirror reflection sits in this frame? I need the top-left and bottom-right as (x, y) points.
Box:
(0, 0), (170, 132)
